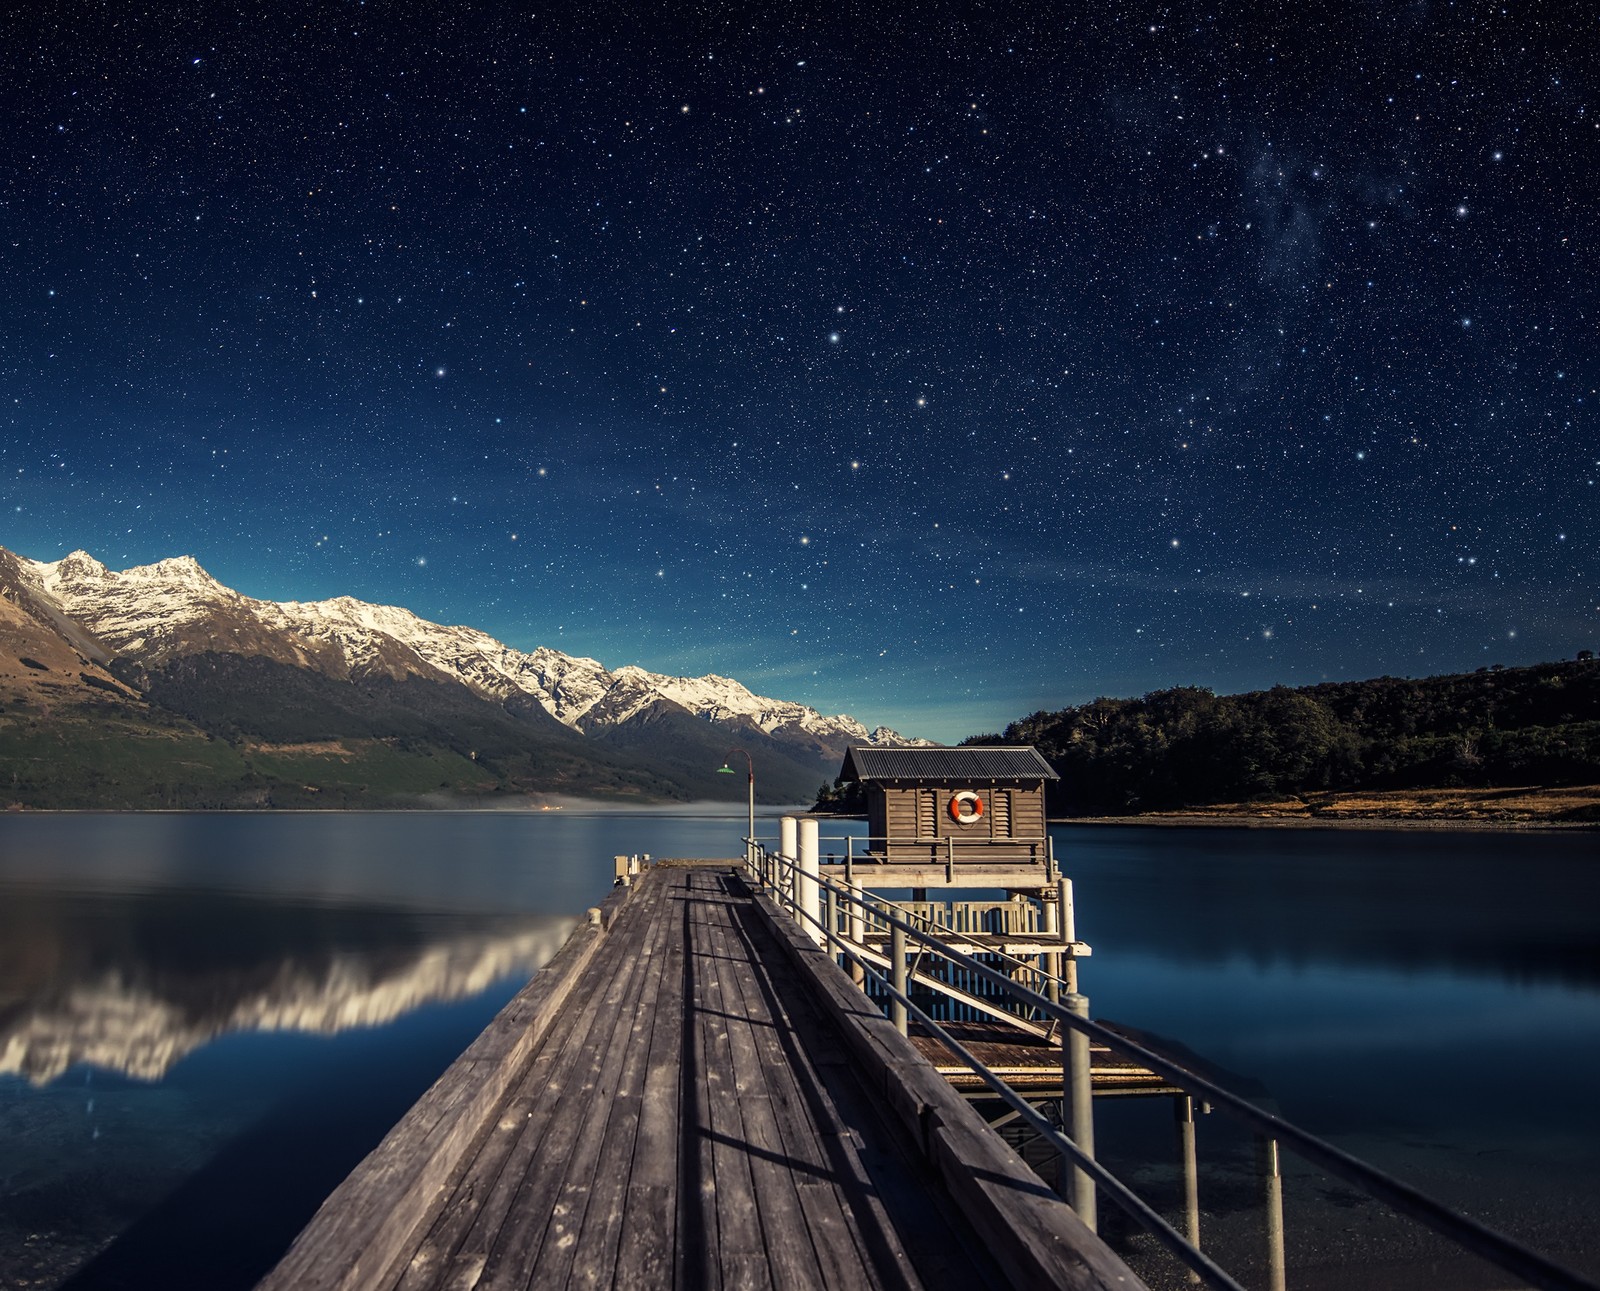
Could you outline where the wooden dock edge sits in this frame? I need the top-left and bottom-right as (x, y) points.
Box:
(257, 885), (636, 1291)
(746, 877), (1150, 1291)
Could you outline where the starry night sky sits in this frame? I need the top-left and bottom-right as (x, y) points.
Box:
(3, 2), (1595, 741)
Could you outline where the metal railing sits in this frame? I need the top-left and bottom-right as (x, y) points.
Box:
(744, 830), (1599, 1291)
(817, 829), (1057, 882)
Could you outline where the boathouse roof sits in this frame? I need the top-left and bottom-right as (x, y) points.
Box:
(839, 745), (1059, 782)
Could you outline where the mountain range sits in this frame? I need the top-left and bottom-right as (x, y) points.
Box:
(0, 546), (931, 808)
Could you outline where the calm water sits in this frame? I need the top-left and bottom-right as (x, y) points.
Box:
(1057, 825), (1600, 1288)
(0, 813), (1595, 1288)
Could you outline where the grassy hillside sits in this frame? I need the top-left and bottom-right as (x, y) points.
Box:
(0, 700), (691, 810)
(0, 650), (827, 810)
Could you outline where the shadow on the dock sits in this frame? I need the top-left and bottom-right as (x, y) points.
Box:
(713, 870), (1010, 1288)
(674, 885), (712, 1291)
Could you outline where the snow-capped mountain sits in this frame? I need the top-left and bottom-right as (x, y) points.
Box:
(13, 548), (931, 775)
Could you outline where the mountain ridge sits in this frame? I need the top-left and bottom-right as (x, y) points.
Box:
(0, 545), (932, 809)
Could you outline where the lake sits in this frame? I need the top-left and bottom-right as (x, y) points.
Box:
(0, 812), (1595, 1289)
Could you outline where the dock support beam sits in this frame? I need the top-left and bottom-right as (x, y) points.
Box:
(1177, 1096), (1202, 1282)
(1062, 992), (1097, 1231)
(1261, 1136), (1287, 1291)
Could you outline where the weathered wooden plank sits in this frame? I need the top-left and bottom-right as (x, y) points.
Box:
(727, 882), (998, 1290)
(681, 870), (763, 1289)
(926, 1117), (1143, 1291)
(672, 871), (723, 1291)
(611, 867), (691, 1288)
(258, 899), (620, 1291)
(712, 886), (898, 1290)
(695, 873), (830, 1291)
(748, 882), (1150, 1291)
(535, 864), (678, 1290)
(390, 984), (601, 1291)
(472, 870), (673, 1287)
(390, 901), (645, 1287)
(393, 877), (673, 1291)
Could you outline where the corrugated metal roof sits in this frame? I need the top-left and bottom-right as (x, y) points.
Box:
(840, 746), (1059, 782)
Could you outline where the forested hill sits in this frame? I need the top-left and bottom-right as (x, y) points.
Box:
(974, 656), (1600, 816)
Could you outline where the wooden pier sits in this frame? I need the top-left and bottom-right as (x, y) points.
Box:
(259, 861), (1146, 1291)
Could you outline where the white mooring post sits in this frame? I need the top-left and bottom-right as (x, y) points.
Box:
(798, 817), (822, 946)
(779, 815), (799, 913)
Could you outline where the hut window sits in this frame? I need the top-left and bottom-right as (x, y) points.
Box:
(918, 788), (937, 836)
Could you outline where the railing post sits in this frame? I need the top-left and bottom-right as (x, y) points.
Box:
(798, 817), (822, 945)
(1059, 877), (1078, 994)
(1062, 992), (1097, 1231)
(844, 834), (855, 886)
(848, 884), (866, 988)
(779, 816), (798, 914)
(1040, 885), (1061, 1007)
(890, 919), (908, 1036)
(825, 884), (838, 958)
(1261, 1136), (1287, 1291)
(1177, 1096), (1202, 1282)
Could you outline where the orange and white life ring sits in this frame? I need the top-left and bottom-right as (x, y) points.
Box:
(949, 790), (984, 824)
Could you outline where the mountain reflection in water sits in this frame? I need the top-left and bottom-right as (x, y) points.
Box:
(0, 810), (674, 1290)
(0, 892), (574, 1084)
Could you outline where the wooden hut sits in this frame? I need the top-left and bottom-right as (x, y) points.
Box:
(838, 746), (1058, 869)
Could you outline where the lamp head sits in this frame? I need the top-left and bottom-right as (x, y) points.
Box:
(716, 764), (735, 775)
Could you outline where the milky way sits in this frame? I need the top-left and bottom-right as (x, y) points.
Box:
(3, 2), (1594, 740)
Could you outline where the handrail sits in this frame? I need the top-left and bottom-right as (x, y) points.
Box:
(746, 839), (1600, 1291)
(749, 841), (1242, 1290)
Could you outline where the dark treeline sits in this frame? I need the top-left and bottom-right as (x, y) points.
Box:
(960, 656), (1600, 816)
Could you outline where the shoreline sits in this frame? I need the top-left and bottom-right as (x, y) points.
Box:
(1055, 783), (1600, 832)
(1053, 813), (1596, 832)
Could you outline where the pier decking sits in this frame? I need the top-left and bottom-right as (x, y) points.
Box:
(260, 862), (1142, 1291)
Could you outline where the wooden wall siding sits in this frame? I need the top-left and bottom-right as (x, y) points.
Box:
(865, 782), (1049, 864)
(885, 790), (920, 839)
(1017, 790), (1045, 839)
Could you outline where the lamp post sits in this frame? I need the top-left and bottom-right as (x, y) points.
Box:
(716, 748), (755, 855)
